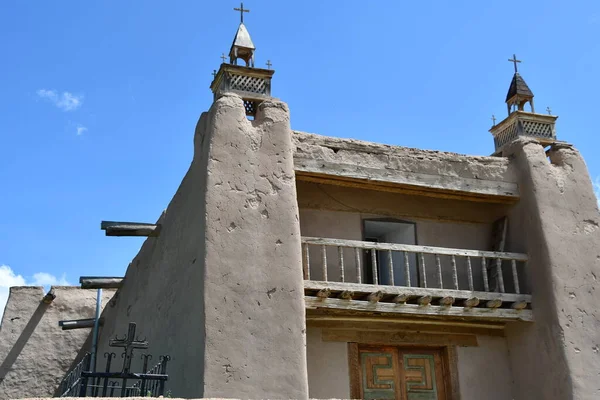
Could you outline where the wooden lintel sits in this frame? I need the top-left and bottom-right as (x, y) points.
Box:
(79, 276), (124, 289)
(294, 159), (519, 204)
(305, 296), (533, 322)
(101, 221), (161, 237)
(307, 317), (505, 337)
(321, 329), (479, 347)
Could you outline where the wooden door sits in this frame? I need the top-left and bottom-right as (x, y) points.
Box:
(351, 345), (448, 400)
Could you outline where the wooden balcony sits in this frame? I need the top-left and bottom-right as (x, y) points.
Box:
(301, 237), (532, 322)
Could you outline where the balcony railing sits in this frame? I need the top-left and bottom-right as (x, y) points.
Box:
(301, 237), (532, 319)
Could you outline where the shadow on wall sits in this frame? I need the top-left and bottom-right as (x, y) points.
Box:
(0, 301), (49, 383)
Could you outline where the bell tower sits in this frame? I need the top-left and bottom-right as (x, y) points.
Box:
(490, 54), (558, 154)
(210, 3), (275, 117)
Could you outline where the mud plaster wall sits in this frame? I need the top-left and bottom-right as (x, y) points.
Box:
(96, 94), (309, 399)
(0, 287), (115, 399)
(292, 132), (517, 184)
(503, 140), (600, 400)
(306, 327), (513, 400)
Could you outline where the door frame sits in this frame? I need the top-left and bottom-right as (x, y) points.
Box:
(348, 343), (460, 399)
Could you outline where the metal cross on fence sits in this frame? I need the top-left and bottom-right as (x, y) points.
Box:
(221, 53), (227, 63)
(109, 322), (148, 373)
(266, 60), (272, 69)
(234, 2), (250, 23)
(508, 54), (521, 73)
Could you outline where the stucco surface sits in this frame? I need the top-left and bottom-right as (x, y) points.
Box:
(503, 139), (600, 400)
(0, 287), (115, 399)
(456, 336), (513, 400)
(293, 131), (517, 183)
(96, 93), (309, 399)
(306, 328), (350, 399)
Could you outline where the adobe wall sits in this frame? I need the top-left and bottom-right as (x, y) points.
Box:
(96, 93), (309, 399)
(306, 327), (513, 399)
(299, 205), (496, 290)
(0, 287), (115, 399)
(293, 132), (517, 184)
(503, 139), (600, 400)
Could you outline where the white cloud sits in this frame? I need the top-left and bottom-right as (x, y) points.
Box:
(76, 125), (88, 136)
(0, 264), (69, 320)
(37, 89), (83, 111)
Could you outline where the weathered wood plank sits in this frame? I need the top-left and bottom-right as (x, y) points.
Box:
(304, 296), (533, 321)
(101, 221), (161, 237)
(304, 280), (532, 304)
(294, 158), (519, 201)
(79, 276), (124, 289)
(321, 329), (479, 347)
(301, 237), (528, 261)
(306, 318), (506, 337)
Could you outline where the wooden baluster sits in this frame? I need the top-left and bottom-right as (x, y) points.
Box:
(451, 255), (458, 290)
(387, 250), (394, 285)
(466, 256), (474, 291)
(495, 258), (505, 293)
(302, 243), (310, 280)
(436, 254), (443, 289)
(355, 248), (362, 284)
(403, 251), (411, 287)
(481, 257), (490, 292)
(371, 249), (378, 285)
(419, 253), (427, 288)
(338, 247), (345, 283)
(511, 259), (520, 294)
(321, 245), (328, 282)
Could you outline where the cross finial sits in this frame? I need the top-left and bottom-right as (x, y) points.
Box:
(546, 106), (552, 115)
(266, 60), (272, 69)
(234, 2), (250, 23)
(508, 54), (521, 73)
(491, 114), (497, 126)
(212, 69), (217, 78)
(220, 53), (227, 63)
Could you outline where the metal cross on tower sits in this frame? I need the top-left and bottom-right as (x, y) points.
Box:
(508, 54), (521, 73)
(234, 2), (250, 23)
(109, 322), (149, 373)
(212, 70), (217, 78)
(491, 114), (497, 126)
(221, 53), (227, 63)
(266, 60), (272, 69)
(546, 106), (552, 115)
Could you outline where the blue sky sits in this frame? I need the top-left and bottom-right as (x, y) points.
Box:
(1, 1), (599, 312)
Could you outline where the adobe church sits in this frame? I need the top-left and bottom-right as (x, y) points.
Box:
(2, 4), (600, 400)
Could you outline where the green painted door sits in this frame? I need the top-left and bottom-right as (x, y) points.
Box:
(352, 346), (447, 400)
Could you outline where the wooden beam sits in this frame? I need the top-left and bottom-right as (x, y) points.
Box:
(80, 276), (124, 289)
(305, 296), (533, 322)
(321, 329), (479, 347)
(294, 158), (519, 204)
(306, 318), (505, 337)
(101, 221), (161, 237)
(302, 237), (528, 261)
(59, 318), (104, 330)
(304, 280), (532, 305)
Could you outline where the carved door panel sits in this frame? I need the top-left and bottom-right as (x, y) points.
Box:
(352, 345), (447, 400)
